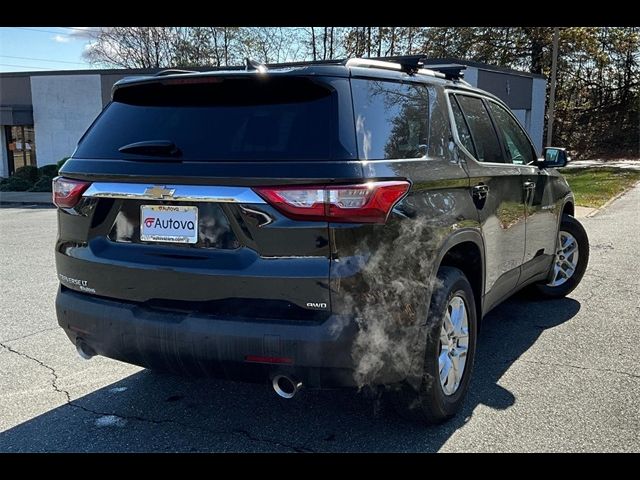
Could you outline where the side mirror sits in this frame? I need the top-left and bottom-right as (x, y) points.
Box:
(540, 147), (569, 168)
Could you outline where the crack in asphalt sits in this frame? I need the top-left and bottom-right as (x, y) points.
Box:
(0, 341), (71, 403)
(0, 327), (60, 345)
(0, 341), (315, 452)
(518, 359), (640, 381)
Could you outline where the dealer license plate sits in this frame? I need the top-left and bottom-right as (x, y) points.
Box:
(140, 205), (198, 244)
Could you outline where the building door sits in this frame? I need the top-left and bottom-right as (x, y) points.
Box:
(4, 125), (37, 175)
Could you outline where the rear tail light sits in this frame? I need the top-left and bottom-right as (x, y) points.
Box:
(52, 177), (91, 208)
(253, 180), (410, 223)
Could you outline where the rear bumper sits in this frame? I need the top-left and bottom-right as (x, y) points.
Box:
(55, 287), (362, 388)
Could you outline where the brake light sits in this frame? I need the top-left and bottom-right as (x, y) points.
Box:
(161, 77), (224, 85)
(52, 177), (91, 208)
(253, 181), (410, 223)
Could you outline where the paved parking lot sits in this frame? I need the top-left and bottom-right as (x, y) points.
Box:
(1, 187), (638, 452)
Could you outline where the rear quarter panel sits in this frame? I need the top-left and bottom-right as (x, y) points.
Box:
(328, 153), (479, 386)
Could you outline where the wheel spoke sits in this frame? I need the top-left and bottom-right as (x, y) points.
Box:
(450, 351), (460, 371)
(447, 359), (458, 389)
(561, 257), (575, 272)
(455, 328), (469, 340)
(447, 297), (467, 339)
(564, 244), (578, 257)
(454, 344), (468, 357)
(440, 326), (449, 347)
(443, 310), (454, 335)
(452, 304), (467, 338)
(552, 264), (562, 283)
(440, 355), (452, 386)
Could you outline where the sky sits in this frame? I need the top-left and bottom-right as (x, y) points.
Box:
(0, 27), (97, 73)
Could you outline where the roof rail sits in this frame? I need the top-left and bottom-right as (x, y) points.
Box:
(345, 57), (447, 79)
(356, 55), (469, 81)
(154, 69), (198, 77)
(346, 58), (403, 72)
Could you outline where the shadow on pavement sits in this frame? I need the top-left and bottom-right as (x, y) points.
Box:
(0, 294), (580, 452)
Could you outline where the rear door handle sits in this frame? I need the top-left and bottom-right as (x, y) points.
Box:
(472, 184), (489, 208)
(472, 184), (489, 198)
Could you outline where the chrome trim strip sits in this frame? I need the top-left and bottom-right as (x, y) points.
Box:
(83, 183), (266, 203)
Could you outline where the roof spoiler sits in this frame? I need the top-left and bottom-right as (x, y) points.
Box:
(154, 69), (198, 77)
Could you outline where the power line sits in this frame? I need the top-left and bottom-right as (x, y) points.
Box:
(8, 26), (71, 35)
(7, 26), (100, 36)
(1, 54), (87, 65)
(0, 63), (50, 70)
(61, 27), (101, 34)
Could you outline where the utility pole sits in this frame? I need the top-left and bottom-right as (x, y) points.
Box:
(546, 27), (560, 147)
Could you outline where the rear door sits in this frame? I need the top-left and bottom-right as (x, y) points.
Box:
(56, 74), (359, 322)
(449, 93), (527, 312)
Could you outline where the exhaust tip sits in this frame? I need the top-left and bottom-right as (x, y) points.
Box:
(76, 338), (96, 360)
(272, 375), (302, 399)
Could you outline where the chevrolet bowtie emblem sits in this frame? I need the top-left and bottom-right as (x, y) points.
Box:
(144, 186), (176, 199)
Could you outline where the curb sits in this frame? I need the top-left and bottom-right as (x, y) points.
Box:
(0, 201), (54, 207)
(585, 180), (640, 218)
(0, 191), (54, 207)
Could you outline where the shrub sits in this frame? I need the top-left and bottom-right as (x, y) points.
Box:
(13, 165), (39, 183)
(38, 164), (59, 178)
(28, 176), (54, 192)
(0, 177), (33, 192)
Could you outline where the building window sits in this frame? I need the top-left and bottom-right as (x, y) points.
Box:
(4, 125), (37, 175)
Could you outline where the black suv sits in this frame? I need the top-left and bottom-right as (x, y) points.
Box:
(54, 57), (589, 424)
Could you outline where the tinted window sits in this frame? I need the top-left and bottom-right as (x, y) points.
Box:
(456, 95), (504, 163)
(488, 102), (536, 165)
(450, 95), (476, 157)
(352, 79), (429, 160)
(75, 77), (355, 161)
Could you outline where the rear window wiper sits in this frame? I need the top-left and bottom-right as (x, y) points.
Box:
(118, 140), (182, 158)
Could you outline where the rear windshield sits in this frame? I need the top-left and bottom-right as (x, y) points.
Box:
(74, 76), (356, 161)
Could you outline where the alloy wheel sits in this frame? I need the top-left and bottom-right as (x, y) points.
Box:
(438, 295), (469, 396)
(547, 230), (579, 287)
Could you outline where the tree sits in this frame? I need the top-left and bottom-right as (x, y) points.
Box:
(83, 27), (178, 68)
(83, 26), (639, 159)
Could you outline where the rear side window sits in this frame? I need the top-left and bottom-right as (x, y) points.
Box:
(351, 79), (429, 160)
(455, 95), (505, 163)
(487, 101), (537, 165)
(74, 76), (356, 161)
(449, 95), (477, 157)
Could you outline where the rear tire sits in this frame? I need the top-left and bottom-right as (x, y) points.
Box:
(534, 215), (589, 299)
(391, 266), (477, 424)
